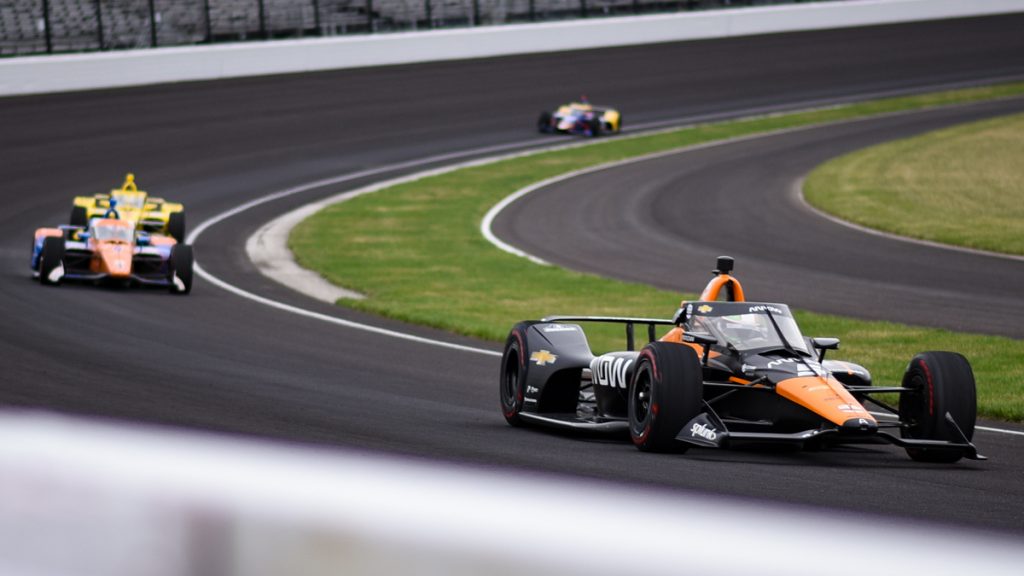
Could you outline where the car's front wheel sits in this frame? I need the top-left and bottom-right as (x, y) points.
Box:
(898, 351), (977, 463)
(537, 111), (554, 134)
(168, 244), (194, 294)
(628, 342), (702, 452)
(39, 236), (65, 286)
(500, 322), (537, 426)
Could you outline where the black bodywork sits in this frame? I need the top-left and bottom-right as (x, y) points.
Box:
(500, 306), (984, 462)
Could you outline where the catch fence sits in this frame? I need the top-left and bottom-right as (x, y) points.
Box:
(0, 0), (823, 56)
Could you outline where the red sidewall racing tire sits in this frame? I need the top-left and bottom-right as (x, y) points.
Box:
(899, 351), (977, 463)
(500, 322), (538, 426)
(628, 342), (702, 452)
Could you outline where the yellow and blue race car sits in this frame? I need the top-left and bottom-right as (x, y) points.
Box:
(537, 99), (622, 137)
(71, 174), (186, 241)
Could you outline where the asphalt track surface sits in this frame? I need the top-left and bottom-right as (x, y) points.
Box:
(2, 15), (1024, 534)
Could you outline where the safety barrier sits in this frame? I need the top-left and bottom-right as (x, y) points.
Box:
(2, 0), (1023, 96)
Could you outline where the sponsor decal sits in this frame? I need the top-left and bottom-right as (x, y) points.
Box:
(530, 350), (558, 367)
(690, 422), (718, 441)
(697, 305), (713, 314)
(741, 364), (757, 374)
(748, 305), (785, 315)
(590, 355), (634, 389)
(858, 418), (870, 427)
(685, 304), (693, 316)
(766, 357), (820, 377)
(542, 324), (577, 333)
(527, 386), (539, 395)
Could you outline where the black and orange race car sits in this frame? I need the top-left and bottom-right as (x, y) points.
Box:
(499, 257), (983, 463)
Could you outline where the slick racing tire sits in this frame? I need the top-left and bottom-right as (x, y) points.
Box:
(898, 351), (977, 463)
(587, 118), (602, 138)
(628, 342), (702, 452)
(70, 205), (88, 227)
(168, 244), (194, 295)
(38, 236), (65, 286)
(537, 111), (554, 134)
(167, 211), (186, 243)
(500, 322), (538, 426)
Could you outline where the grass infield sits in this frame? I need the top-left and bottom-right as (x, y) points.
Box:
(292, 82), (1024, 421)
(805, 111), (1024, 256)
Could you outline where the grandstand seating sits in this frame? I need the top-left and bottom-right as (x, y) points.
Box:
(0, 0), (747, 56)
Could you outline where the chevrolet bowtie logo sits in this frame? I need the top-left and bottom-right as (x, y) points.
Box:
(530, 350), (558, 366)
(697, 305), (713, 313)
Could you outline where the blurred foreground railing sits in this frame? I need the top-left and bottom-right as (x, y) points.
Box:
(0, 0), (823, 56)
(2, 410), (1024, 576)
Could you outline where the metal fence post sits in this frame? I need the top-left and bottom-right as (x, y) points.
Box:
(312, 0), (322, 34)
(580, 0), (587, 18)
(148, 0), (157, 47)
(41, 0), (52, 53)
(203, 0), (212, 42)
(94, 0), (104, 49)
(472, 0), (479, 25)
(529, 0), (535, 21)
(258, 0), (268, 38)
(425, 0), (432, 29)
(366, 0), (373, 31)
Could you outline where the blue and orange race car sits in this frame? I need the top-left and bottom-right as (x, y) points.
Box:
(537, 99), (622, 137)
(32, 217), (193, 294)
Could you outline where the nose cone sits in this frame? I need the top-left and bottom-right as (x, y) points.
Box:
(841, 417), (878, 435)
(98, 243), (132, 278)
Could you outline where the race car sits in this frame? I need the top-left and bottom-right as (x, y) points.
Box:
(537, 99), (621, 137)
(70, 174), (186, 242)
(32, 217), (194, 294)
(499, 256), (983, 463)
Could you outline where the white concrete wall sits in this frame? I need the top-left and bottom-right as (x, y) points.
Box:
(2, 0), (1023, 96)
(2, 412), (1023, 576)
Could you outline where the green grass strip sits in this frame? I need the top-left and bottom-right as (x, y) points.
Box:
(805, 111), (1024, 255)
(292, 81), (1024, 421)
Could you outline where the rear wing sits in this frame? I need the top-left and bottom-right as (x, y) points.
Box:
(542, 315), (675, 351)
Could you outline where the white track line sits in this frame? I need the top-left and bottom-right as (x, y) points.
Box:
(976, 425), (1024, 437)
(871, 412), (1022, 437)
(482, 94), (1024, 264)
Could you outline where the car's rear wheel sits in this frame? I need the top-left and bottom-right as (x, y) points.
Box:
(39, 236), (65, 286)
(898, 351), (976, 463)
(167, 212), (186, 243)
(500, 322), (537, 426)
(537, 111), (553, 134)
(628, 342), (702, 452)
(587, 118), (602, 138)
(168, 244), (194, 294)
(70, 205), (88, 227)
